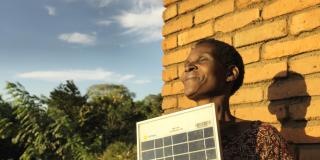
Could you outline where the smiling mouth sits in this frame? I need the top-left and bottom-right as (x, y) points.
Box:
(183, 74), (203, 82)
(182, 72), (204, 83)
(184, 77), (199, 81)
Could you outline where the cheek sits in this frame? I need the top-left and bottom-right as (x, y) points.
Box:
(183, 78), (202, 96)
(203, 66), (225, 91)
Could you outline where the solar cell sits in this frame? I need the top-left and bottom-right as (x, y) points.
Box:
(137, 103), (221, 160)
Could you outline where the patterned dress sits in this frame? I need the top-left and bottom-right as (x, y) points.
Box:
(221, 121), (293, 160)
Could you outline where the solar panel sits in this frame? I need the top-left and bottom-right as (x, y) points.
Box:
(136, 103), (222, 160)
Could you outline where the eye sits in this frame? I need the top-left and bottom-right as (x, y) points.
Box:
(198, 57), (208, 63)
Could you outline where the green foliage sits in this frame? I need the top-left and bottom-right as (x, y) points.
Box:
(48, 80), (87, 121)
(87, 84), (135, 103)
(0, 81), (162, 159)
(100, 141), (136, 160)
(1, 82), (55, 159)
(135, 93), (163, 119)
(83, 84), (137, 151)
(0, 95), (24, 159)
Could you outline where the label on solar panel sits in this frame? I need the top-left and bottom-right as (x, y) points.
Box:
(136, 103), (222, 160)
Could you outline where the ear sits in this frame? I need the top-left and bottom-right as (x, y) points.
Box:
(226, 65), (239, 82)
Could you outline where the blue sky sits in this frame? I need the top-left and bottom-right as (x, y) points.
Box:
(0, 0), (164, 100)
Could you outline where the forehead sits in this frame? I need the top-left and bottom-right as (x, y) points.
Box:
(189, 43), (216, 57)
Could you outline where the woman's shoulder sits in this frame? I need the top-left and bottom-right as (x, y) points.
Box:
(237, 120), (280, 137)
(244, 121), (286, 149)
(253, 121), (294, 160)
(253, 121), (288, 146)
(254, 121), (280, 136)
(221, 120), (293, 159)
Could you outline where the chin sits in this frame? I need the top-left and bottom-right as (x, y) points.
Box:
(184, 91), (200, 101)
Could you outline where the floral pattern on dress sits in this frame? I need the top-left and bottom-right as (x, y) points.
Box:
(221, 121), (293, 160)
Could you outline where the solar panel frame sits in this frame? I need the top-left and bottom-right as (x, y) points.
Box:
(136, 103), (222, 160)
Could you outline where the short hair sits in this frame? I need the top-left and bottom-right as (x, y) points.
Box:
(195, 39), (244, 95)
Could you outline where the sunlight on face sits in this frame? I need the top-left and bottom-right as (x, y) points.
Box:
(182, 43), (226, 101)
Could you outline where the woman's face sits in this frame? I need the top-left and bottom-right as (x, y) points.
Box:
(181, 43), (227, 101)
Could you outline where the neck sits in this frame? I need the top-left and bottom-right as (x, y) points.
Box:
(196, 95), (234, 122)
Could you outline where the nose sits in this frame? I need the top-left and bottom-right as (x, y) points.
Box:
(185, 63), (198, 72)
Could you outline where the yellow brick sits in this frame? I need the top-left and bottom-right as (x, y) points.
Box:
(179, 0), (211, 14)
(230, 87), (264, 104)
(236, 0), (262, 8)
(163, 4), (177, 21)
(214, 34), (232, 45)
(162, 65), (178, 82)
(290, 53), (320, 75)
(195, 0), (234, 24)
(163, 108), (183, 114)
(290, 8), (320, 35)
(237, 45), (260, 64)
(162, 47), (191, 66)
(162, 35), (177, 51)
(177, 95), (197, 109)
(162, 14), (193, 36)
(234, 19), (287, 47)
(215, 8), (260, 33)
(162, 96), (177, 109)
(230, 105), (277, 122)
(304, 121), (320, 140)
(172, 81), (184, 95)
(263, 33), (320, 59)
(306, 77), (320, 96)
(161, 83), (172, 96)
(178, 22), (214, 46)
(262, 0), (320, 19)
(244, 60), (287, 83)
(163, 0), (178, 7)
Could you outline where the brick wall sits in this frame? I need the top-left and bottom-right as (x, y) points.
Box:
(161, 0), (320, 159)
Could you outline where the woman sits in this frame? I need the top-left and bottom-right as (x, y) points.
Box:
(181, 39), (293, 160)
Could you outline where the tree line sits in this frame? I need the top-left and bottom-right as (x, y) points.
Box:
(0, 80), (162, 159)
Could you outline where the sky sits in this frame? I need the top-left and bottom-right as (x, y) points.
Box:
(0, 0), (164, 100)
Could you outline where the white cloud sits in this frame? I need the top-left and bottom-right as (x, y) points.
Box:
(96, 20), (112, 26)
(60, 0), (164, 42)
(45, 6), (56, 16)
(58, 32), (96, 45)
(17, 69), (135, 83)
(133, 79), (151, 84)
(113, 0), (164, 42)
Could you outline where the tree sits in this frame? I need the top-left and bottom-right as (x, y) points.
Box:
(0, 81), (163, 160)
(97, 92), (163, 160)
(0, 82), (54, 159)
(0, 95), (24, 159)
(48, 80), (87, 121)
(0, 82), (94, 159)
(135, 93), (163, 119)
(83, 84), (137, 147)
(100, 141), (136, 160)
(46, 81), (94, 159)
